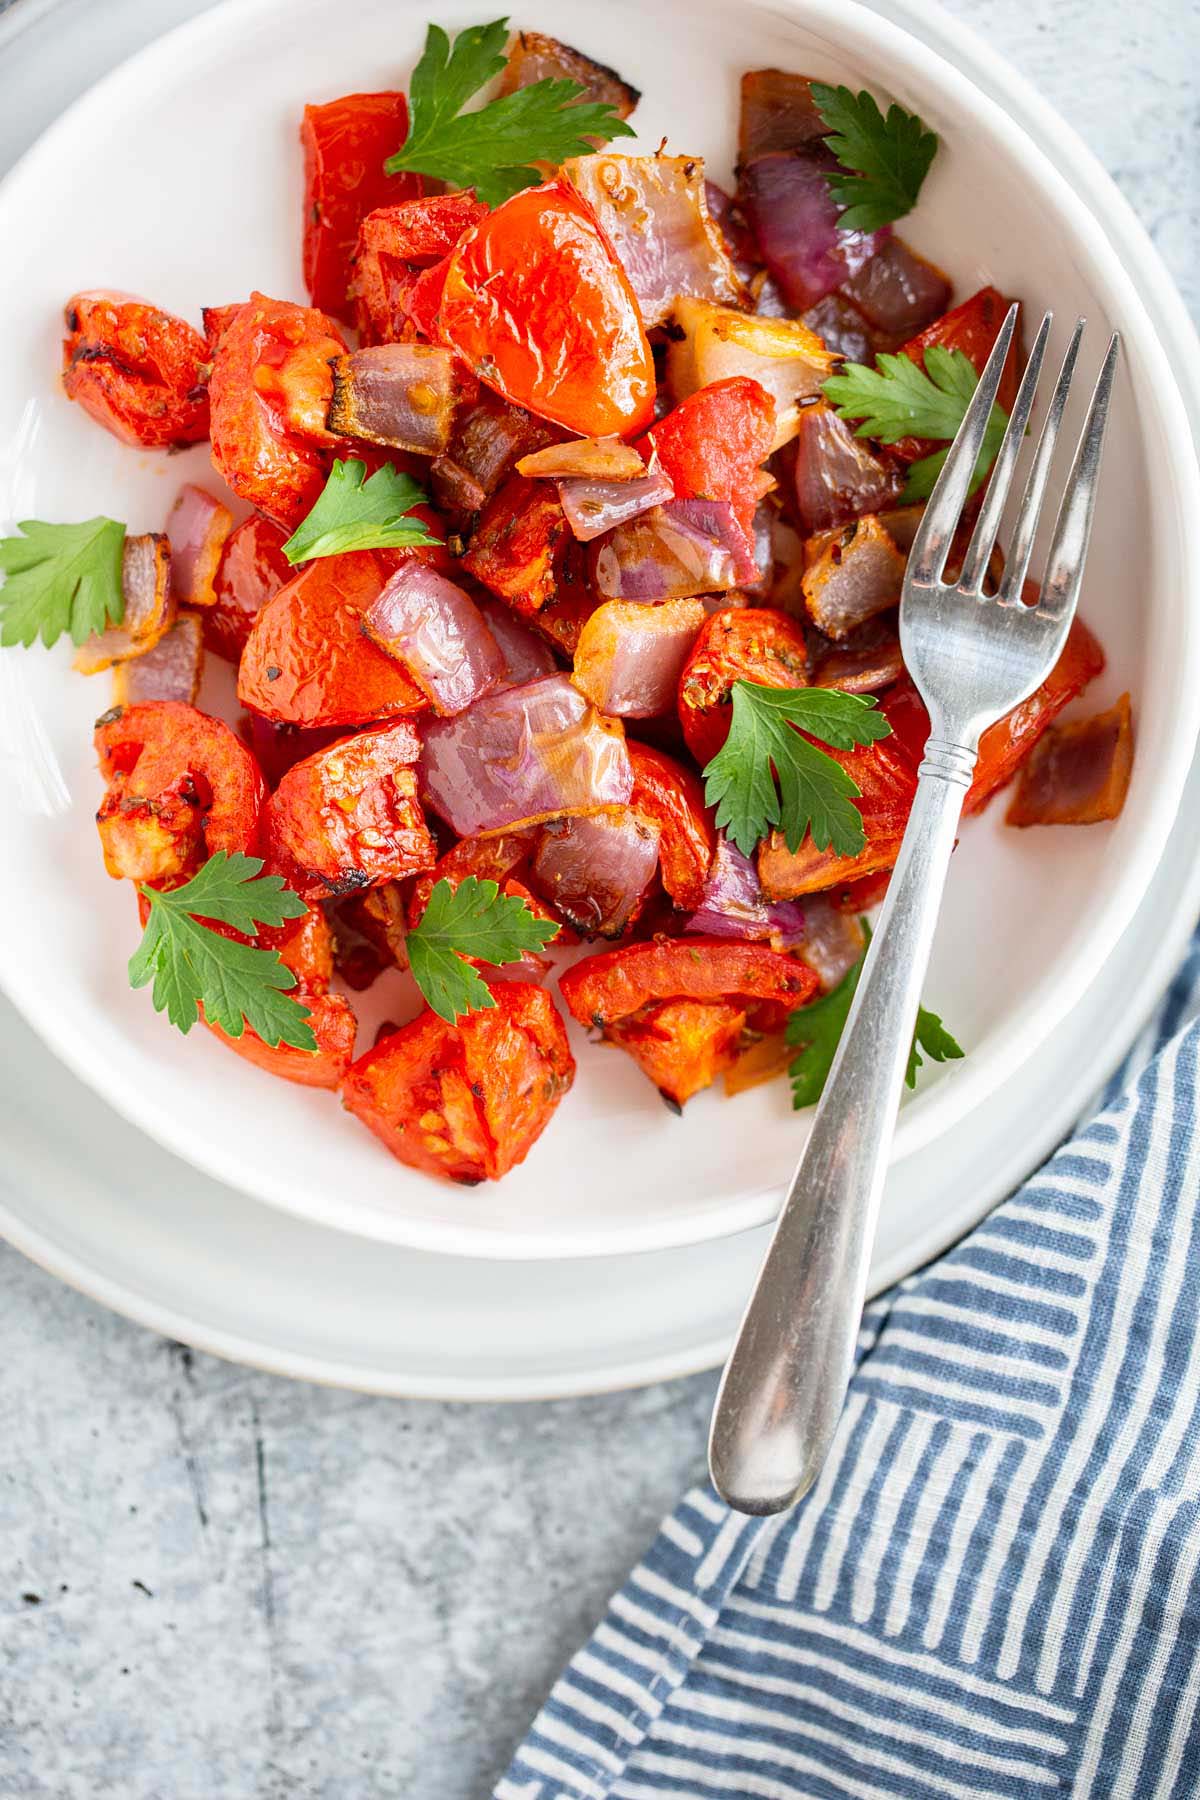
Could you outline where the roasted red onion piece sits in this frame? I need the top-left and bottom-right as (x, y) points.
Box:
(790, 403), (903, 533)
(810, 617), (904, 694)
(531, 812), (661, 937)
(498, 30), (640, 118)
(801, 515), (906, 639)
(685, 835), (808, 949)
(573, 597), (707, 717)
(839, 238), (951, 343)
(1006, 693), (1134, 828)
(796, 897), (867, 990)
(517, 436), (646, 481)
(592, 502), (751, 602)
(666, 299), (836, 450)
(477, 601), (558, 688)
(111, 612), (203, 705)
(363, 564), (505, 716)
(74, 532), (174, 673)
(327, 343), (466, 456)
(738, 151), (888, 314)
(167, 484), (233, 608)
(557, 468), (675, 542)
(739, 69), (829, 161)
(801, 294), (876, 363)
(562, 154), (742, 329)
(419, 673), (632, 834)
(430, 390), (557, 526)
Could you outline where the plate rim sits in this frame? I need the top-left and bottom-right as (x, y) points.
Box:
(0, 0), (1197, 1262)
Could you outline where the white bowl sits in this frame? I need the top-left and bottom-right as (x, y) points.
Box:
(0, 0), (1196, 1260)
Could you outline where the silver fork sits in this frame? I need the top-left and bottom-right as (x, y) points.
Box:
(709, 307), (1120, 1516)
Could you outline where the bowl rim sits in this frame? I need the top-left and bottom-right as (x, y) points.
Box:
(0, 0), (1198, 1260)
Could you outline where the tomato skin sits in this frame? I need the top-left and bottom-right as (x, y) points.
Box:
(62, 292), (209, 448)
(208, 293), (348, 528)
(608, 996), (748, 1108)
(559, 937), (817, 1029)
(208, 993), (357, 1089)
(238, 551), (427, 728)
(628, 742), (715, 911)
(95, 701), (267, 885)
(204, 515), (293, 663)
(461, 476), (571, 614)
(266, 721), (434, 900)
(437, 178), (656, 437)
(341, 982), (574, 1182)
(640, 377), (775, 537)
(352, 195), (489, 342)
(891, 286), (1021, 462)
(678, 607), (810, 766)
(968, 616), (1106, 812)
(301, 92), (423, 321)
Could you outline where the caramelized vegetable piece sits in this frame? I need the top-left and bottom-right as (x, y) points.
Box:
(238, 551), (427, 728)
(74, 533), (173, 673)
(801, 515), (906, 640)
(327, 343), (471, 455)
(461, 475), (570, 614)
(738, 69), (828, 162)
(341, 982), (574, 1182)
(266, 720), (435, 900)
(167, 484), (233, 609)
(111, 612), (203, 706)
(205, 515), (292, 663)
(628, 741), (716, 912)
(95, 700), (267, 885)
(788, 401), (903, 534)
(498, 31), (640, 119)
(437, 178), (656, 437)
(1006, 693), (1133, 828)
(666, 300), (836, 449)
(641, 377), (776, 542)
(351, 195), (489, 343)
(531, 813), (660, 937)
(561, 154), (741, 328)
(559, 937), (817, 1029)
(301, 91), (423, 320)
(809, 617), (904, 695)
(677, 606), (809, 766)
(62, 291), (209, 448)
(208, 293), (348, 528)
(891, 287), (1022, 462)
(431, 389), (558, 526)
(608, 997), (749, 1108)
(838, 238), (952, 344)
(573, 598), (707, 718)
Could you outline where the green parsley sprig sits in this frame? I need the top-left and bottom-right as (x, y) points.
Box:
(407, 875), (560, 1022)
(811, 83), (938, 233)
(384, 18), (636, 207)
(129, 852), (317, 1051)
(283, 459), (438, 565)
(787, 922), (963, 1108)
(703, 682), (893, 861)
(0, 516), (125, 649)
(823, 346), (1009, 502)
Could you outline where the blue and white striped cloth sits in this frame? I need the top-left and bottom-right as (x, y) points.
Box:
(498, 930), (1200, 1799)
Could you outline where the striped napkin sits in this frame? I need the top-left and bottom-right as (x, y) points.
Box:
(498, 930), (1200, 1799)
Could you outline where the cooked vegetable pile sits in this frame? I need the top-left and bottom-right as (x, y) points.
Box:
(0, 20), (1134, 1186)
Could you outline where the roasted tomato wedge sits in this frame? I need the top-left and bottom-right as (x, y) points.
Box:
(437, 178), (656, 437)
(628, 741), (716, 911)
(266, 720), (436, 900)
(62, 292), (209, 448)
(890, 286), (1021, 462)
(208, 293), (348, 528)
(95, 701), (267, 885)
(300, 91), (423, 321)
(559, 937), (816, 1027)
(678, 606), (809, 765)
(238, 551), (427, 728)
(640, 376), (775, 538)
(352, 193), (490, 342)
(341, 982), (575, 1182)
(209, 993), (357, 1089)
(204, 515), (293, 663)
(608, 997), (749, 1109)
(968, 616), (1106, 812)
(461, 476), (571, 614)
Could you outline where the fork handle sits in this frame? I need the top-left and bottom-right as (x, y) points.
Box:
(709, 738), (976, 1516)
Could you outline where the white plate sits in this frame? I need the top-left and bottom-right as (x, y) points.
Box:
(0, 0), (1198, 1261)
(1, 0), (1198, 1396)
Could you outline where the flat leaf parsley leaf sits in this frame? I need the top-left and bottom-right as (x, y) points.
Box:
(702, 682), (893, 861)
(128, 852), (317, 1051)
(823, 345), (1009, 502)
(283, 459), (438, 564)
(407, 875), (561, 1023)
(0, 516), (125, 649)
(810, 83), (938, 233)
(383, 17), (636, 207)
(787, 921), (964, 1108)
